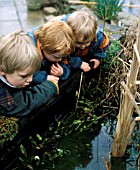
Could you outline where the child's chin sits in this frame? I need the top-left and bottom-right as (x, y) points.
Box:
(20, 85), (28, 88)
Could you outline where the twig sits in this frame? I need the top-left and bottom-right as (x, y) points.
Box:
(75, 71), (83, 108)
(86, 110), (114, 128)
(97, 110), (115, 120)
(102, 156), (111, 170)
(68, 0), (140, 8)
(102, 105), (118, 109)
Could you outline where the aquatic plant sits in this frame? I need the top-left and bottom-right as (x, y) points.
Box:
(17, 132), (71, 169)
(56, 0), (72, 14)
(77, 36), (123, 116)
(0, 116), (19, 146)
(82, 0), (124, 23)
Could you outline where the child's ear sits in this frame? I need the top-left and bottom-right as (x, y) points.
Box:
(0, 66), (5, 75)
(0, 70), (5, 76)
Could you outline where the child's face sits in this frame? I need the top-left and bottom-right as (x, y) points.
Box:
(1, 66), (33, 88)
(76, 40), (91, 49)
(43, 50), (64, 62)
(75, 36), (93, 49)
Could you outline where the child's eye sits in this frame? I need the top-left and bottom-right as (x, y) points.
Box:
(21, 75), (27, 78)
(53, 56), (59, 59)
(76, 42), (83, 44)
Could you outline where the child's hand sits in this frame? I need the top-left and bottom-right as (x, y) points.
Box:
(80, 62), (91, 72)
(47, 75), (59, 84)
(90, 59), (100, 69)
(47, 75), (59, 94)
(50, 63), (63, 77)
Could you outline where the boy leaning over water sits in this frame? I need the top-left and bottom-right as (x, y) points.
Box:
(0, 30), (58, 117)
(27, 20), (75, 85)
(61, 7), (110, 72)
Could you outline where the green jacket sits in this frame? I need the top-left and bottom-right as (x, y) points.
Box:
(0, 80), (57, 117)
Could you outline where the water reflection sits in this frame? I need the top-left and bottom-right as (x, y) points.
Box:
(74, 118), (115, 170)
(53, 116), (139, 170)
(73, 117), (139, 170)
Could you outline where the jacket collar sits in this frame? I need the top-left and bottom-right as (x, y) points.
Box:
(0, 81), (17, 111)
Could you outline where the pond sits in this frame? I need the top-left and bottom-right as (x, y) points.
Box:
(9, 114), (139, 170)
(49, 116), (139, 170)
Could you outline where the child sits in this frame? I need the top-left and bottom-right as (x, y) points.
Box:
(27, 20), (75, 85)
(0, 30), (58, 117)
(61, 8), (110, 72)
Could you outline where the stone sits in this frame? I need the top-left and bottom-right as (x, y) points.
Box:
(43, 7), (58, 16)
(44, 14), (66, 22)
(117, 12), (139, 27)
(44, 15), (55, 22)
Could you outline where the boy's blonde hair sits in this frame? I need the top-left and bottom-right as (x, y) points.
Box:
(35, 20), (75, 55)
(66, 8), (97, 42)
(0, 30), (41, 74)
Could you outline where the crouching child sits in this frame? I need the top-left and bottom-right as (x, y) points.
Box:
(0, 30), (58, 117)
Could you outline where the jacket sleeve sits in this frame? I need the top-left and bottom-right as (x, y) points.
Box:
(0, 81), (57, 117)
(32, 63), (71, 82)
(59, 62), (71, 80)
(32, 71), (48, 85)
(68, 56), (83, 69)
(89, 27), (110, 60)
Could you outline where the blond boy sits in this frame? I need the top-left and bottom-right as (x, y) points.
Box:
(61, 8), (110, 72)
(0, 30), (58, 116)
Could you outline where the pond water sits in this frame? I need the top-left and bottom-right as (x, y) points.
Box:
(123, 0), (140, 16)
(8, 115), (139, 170)
(52, 117), (139, 170)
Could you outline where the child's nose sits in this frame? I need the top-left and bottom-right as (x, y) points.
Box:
(26, 75), (33, 83)
(80, 45), (86, 49)
(57, 57), (62, 61)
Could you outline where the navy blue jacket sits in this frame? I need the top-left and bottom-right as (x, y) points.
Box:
(27, 27), (71, 84)
(61, 14), (110, 69)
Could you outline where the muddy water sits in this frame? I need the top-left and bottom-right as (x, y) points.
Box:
(123, 0), (140, 16)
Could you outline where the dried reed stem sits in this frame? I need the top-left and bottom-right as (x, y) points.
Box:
(76, 71), (83, 108)
(111, 19), (140, 157)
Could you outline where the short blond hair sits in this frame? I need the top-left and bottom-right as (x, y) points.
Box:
(66, 8), (97, 42)
(0, 30), (41, 74)
(35, 20), (75, 55)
